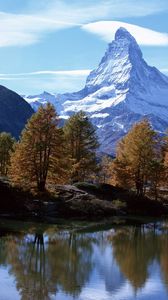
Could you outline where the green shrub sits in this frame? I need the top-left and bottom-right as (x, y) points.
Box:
(112, 199), (127, 209)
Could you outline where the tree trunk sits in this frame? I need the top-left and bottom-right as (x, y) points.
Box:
(38, 180), (46, 192)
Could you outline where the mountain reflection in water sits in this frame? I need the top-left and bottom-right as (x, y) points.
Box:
(0, 220), (168, 300)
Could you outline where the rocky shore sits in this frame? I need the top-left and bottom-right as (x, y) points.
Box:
(0, 180), (167, 220)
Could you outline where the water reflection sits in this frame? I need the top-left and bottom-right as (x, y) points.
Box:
(0, 221), (168, 299)
(107, 224), (168, 299)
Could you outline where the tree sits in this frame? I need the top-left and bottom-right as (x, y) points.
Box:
(10, 104), (68, 191)
(163, 134), (168, 188)
(64, 111), (99, 182)
(98, 155), (113, 184)
(149, 160), (164, 200)
(0, 132), (15, 176)
(113, 119), (162, 196)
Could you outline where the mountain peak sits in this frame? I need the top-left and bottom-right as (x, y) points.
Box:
(115, 27), (135, 41)
(113, 27), (142, 58)
(85, 27), (143, 90)
(25, 26), (168, 155)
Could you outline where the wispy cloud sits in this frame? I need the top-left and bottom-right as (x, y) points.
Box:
(82, 21), (168, 46)
(0, 11), (81, 47)
(22, 70), (91, 76)
(0, 0), (167, 47)
(0, 77), (28, 81)
(160, 68), (168, 73)
(0, 69), (91, 77)
(0, 69), (91, 94)
(42, 0), (168, 20)
(0, 66), (167, 95)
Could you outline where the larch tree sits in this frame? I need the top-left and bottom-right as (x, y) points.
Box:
(113, 119), (162, 197)
(149, 159), (165, 200)
(98, 155), (114, 184)
(0, 132), (15, 176)
(10, 103), (68, 191)
(163, 134), (168, 188)
(64, 111), (99, 182)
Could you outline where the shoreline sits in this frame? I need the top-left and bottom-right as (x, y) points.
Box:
(0, 180), (167, 222)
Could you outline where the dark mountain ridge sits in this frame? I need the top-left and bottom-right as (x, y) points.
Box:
(0, 85), (34, 138)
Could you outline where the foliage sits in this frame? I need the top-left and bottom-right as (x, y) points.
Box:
(10, 104), (69, 191)
(149, 159), (165, 200)
(97, 155), (114, 184)
(0, 132), (15, 176)
(163, 133), (168, 185)
(113, 119), (163, 197)
(64, 111), (99, 182)
(112, 199), (126, 209)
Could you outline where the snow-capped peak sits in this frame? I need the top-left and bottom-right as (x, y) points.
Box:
(115, 27), (139, 45)
(85, 27), (143, 92)
(24, 27), (168, 154)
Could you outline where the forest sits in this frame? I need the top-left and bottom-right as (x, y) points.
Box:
(0, 103), (168, 218)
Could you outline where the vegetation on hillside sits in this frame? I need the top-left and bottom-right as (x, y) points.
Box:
(9, 104), (68, 191)
(64, 111), (99, 182)
(9, 105), (99, 192)
(112, 119), (164, 199)
(0, 132), (15, 176)
(0, 104), (167, 209)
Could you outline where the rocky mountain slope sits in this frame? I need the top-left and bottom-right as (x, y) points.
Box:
(0, 85), (34, 138)
(25, 27), (168, 154)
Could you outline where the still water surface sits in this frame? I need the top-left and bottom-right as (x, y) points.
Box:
(0, 218), (168, 300)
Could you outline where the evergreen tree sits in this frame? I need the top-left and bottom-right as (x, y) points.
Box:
(64, 111), (99, 182)
(0, 132), (15, 176)
(10, 104), (68, 191)
(113, 119), (162, 196)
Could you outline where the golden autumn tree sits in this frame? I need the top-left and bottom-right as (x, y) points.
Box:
(163, 134), (168, 188)
(113, 119), (162, 196)
(10, 104), (68, 191)
(98, 155), (114, 184)
(64, 111), (99, 182)
(0, 132), (15, 176)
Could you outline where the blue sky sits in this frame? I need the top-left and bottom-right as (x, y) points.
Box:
(0, 0), (167, 95)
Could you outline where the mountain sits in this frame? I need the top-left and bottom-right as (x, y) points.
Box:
(0, 85), (34, 138)
(24, 91), (63, 112)
(24, 27), (168, 154)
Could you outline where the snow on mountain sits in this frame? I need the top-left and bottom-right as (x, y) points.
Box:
(24, 27), (168, 154)
(23, 91), (59, 111)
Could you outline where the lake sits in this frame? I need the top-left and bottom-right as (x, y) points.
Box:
(0, 218), (168, 300)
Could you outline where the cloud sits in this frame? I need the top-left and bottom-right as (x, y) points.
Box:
(82, 21), (168, 46)
(0, 69), (91, 77)
(25, 70), (91, 76)
(0, 69), (91, 94)
(0, 77), (28, 81)
(0, 0), (167, 47)
(42, 0), (168, 20)
(160, 68), (168, 73)
(0, 11), (81, 47)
